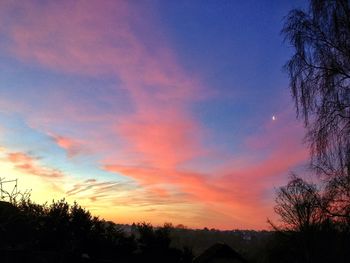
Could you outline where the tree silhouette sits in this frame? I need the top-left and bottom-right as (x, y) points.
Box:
(283, 0), (350, 221)
(273, 175), (322, 232)
(269, 175), (350, 263)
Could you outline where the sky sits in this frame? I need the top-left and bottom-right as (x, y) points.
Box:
(0, 0), (309, 230)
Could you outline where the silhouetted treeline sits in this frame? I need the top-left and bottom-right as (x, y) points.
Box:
(0, 199), (193, 263)
(1, 197), (350, 263)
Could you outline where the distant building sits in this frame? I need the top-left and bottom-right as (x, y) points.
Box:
(194, 243), (247, 263)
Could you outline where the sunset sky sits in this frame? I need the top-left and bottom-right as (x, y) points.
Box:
(0, 0), (308, 230)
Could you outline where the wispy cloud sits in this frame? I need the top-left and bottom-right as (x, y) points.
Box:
(66, 178), (134, 200)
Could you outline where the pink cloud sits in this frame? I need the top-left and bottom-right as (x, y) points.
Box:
(50, 134), (85, 158)
(116, 111), (205, 169)
(1, 0), (206, 164)
(105, 111), (309, 229)
(6, 152), (64, 178)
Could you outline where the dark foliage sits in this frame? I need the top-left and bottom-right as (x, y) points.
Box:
(2, 194), (348, 263)
(264, 219), (350, 263)
(134, 222), (192, 263)
(0, 199), (192, 263)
